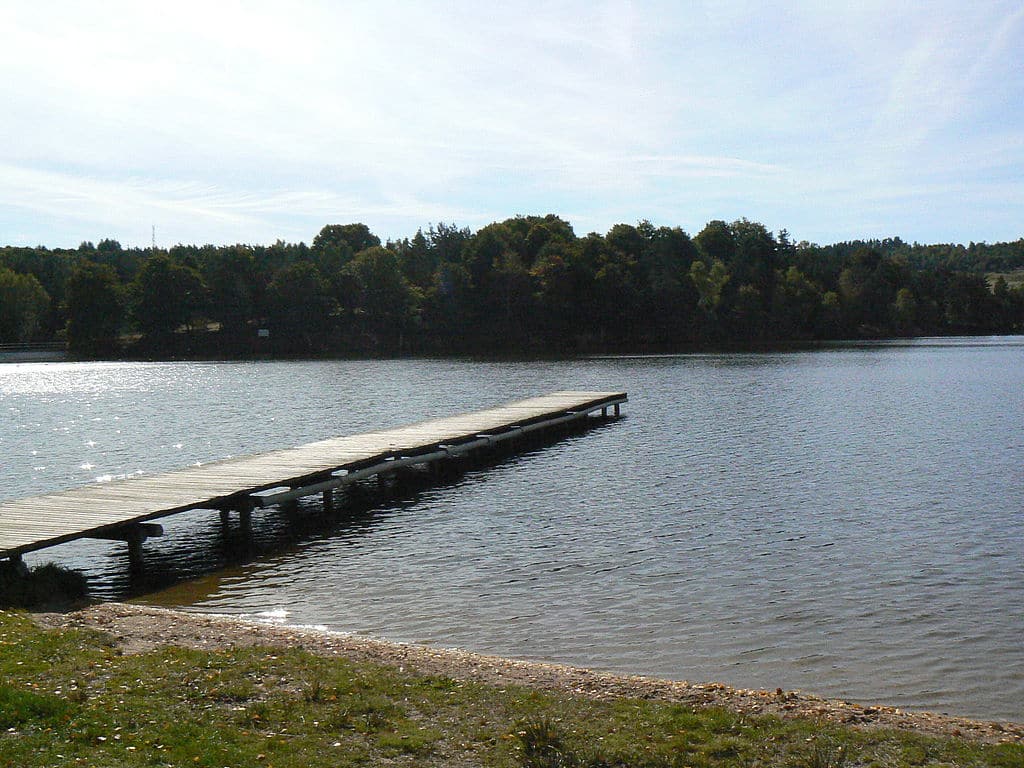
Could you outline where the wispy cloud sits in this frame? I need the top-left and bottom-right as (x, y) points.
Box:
(1, 1), (1022, 247)
(0, 162), (482, 246)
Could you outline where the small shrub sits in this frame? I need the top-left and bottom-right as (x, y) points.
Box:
(240, 701), (271, 728)
(329, 695), (400, 733)
(0, 561), (88, 608)
(519, 716), (579, 768)
(797, 738), (848, 768)
(302, 677), (323, 702)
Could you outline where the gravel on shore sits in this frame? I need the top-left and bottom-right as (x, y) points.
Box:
(34, 602), (1023, 746)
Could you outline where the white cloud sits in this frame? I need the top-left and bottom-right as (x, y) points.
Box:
(1, 1), (1022, 246)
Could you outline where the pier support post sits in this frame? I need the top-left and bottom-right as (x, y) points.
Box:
(322, 488), (334, 513)
(218, 499), (255, 559)
(238, 500), (253, 536)
(614, 403), (620, 416)
(440, 456), (461, 478)
(126, 528), (145, 571)
(87, 523), (163, 572)
(394, 466), (417, 491)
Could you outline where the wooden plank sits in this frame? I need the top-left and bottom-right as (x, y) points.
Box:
(0, 391), (625, 558)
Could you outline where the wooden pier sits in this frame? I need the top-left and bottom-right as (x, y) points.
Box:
(0, 391), (626, 568)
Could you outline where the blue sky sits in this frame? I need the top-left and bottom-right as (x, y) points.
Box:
(2, 1), (1022, 249)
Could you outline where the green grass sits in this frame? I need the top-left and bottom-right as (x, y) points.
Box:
(0, 611), (1020, 767)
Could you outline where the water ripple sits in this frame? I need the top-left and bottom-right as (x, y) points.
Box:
(3, 341), (1023, 720)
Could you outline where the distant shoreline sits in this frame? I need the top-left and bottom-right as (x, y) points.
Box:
(0, 350), (67, 363)
(4, 333), (1023, 367)
(35, 602), (1024, 746)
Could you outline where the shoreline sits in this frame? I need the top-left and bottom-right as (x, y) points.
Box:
(34, 602), (1023, 746)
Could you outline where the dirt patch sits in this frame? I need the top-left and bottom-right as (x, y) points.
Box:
(34, 602), (1023, 745)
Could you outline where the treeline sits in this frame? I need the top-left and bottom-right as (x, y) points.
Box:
(2, 216), (1023, 357)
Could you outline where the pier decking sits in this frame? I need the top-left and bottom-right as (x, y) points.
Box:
(0, 391), (626, 566)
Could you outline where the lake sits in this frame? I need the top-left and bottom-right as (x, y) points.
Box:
(2, 338), (1022, 721)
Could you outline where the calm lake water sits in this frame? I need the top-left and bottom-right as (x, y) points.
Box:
(2, 339), (1022, 721)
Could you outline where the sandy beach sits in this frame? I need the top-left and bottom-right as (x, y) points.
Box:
(34, 602), (1023, 746)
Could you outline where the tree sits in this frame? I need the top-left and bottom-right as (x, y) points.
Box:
(637, 225), (699, 344)
(460, 222), (515, 288)
(254, 239), (304, 276)
(0, 267), (50, 343)
(96, 238), (122, 255)
(591, 243), (640, 345)
(694, 220), (736, 264)
(731, 283), (765, 339)
(943, 273), (994, 333)
(0, 246), (76, 306)
(835, 247), (916, 335)
(65, 262), (124, 356)
(770, 266), (823, 339)
(990, 276), (1021, 332)
(524, 223), (556, 265)
(689, 259), (730, 313)
(689, 259), (730, 339)
(423, 261), (473, 349)
(488, 247), (536, 346)
(395, 229), (436, 289)
(345, 246), (418, 346)
(427, 222), (471, 264)
(265, 261), (337, 350)
(730, 219), (776, 301)
(131, 255), (206, 341)
(312, 223), (380, 255)
(818, 291), (843, 337)
(892, 287), (919, 335)
(457, 222), (539, 345)
(532, 239), (596, 346)
(93, 238), (142, 281)
(605, 223), (647, 262)
(203, 246), (261, 337)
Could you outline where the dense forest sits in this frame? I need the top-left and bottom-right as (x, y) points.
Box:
(2, 216), (1023, 357)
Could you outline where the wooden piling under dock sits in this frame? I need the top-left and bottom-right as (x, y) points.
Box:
(0, 391), (626, 566)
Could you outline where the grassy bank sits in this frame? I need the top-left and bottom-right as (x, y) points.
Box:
(0, 611), (1021, 768)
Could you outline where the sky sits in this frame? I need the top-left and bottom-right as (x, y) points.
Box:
(1, 1), (1023, 249)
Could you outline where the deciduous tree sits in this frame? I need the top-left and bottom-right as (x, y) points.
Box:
(0, 267), (50, 343)
(312, 223), (380, 255)
(266, 261), (337, 350)
(345, 246), (418, 345)
(131, 255), (206, 340)
(65, 262), (124, 356)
